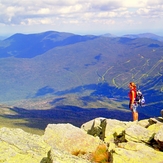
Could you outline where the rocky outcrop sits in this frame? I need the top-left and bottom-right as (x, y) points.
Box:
(43, 123), (102, 154)
(82, 117), (163, 163)
(46, 147), (91, 163)
(0, 117), (163, 163)
(154, 125), (163, 150)
(0, 127), (50, 163)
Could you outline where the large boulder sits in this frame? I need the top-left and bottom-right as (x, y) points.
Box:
(147, 123), (163, 132)
(112, 141), (163, 163)
(0, 127), (50, 163)
(125, 124), (154, 143)
(154, 125), (163, 151)
(1, 117), (163, 163)
(81, 117), (163, 163)
(81, 117), (128, 143)
(81, 117), (107, 140)
(43, 123), (102, 154)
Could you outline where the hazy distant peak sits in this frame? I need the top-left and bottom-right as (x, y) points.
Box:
(100, 33), (117, 38)
(122, 33), (163, 41)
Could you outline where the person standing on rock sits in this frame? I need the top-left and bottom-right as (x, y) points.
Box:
(128, 82), (138, 121)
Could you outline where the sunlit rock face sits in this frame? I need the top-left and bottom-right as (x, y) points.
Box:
(0, 116), (163, 163)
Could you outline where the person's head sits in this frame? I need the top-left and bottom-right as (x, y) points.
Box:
(129, 82), (136, 89)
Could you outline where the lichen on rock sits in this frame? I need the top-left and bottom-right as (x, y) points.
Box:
(1, 116), (163, 163)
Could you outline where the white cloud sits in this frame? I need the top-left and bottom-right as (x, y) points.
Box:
(122, 0), (148, 8)
(0, 0), (163, 35)
(137, 8), (149, 15)
(147, 0), (163, 6)
(58, 4), (83, 14)
(37, 8), (50, 14)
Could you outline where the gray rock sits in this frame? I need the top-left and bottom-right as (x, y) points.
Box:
(1, 116), (163, 163)
(149, 117), (163, 125)
(112, 141), (163, 163)
(81, 117), (128, 143)
(125, 124), (154, 143)
(42, 148), (91, 163)
(81, 117), (107, 140)
(43, 123), (102, 154)
(0, 127), (50, 163)
(154, 125), (163, 150)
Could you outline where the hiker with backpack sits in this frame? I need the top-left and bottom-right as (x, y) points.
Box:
(128, 82), (145, 121)
(128, 82), (139, 121)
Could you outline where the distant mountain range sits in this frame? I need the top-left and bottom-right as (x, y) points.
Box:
(0, 31), (163, 119)
(122, 33), (163, 42)
(0, 31), (98, 58)
(99, 32), (163, 41)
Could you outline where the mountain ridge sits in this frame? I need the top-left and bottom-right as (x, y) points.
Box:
(122, 33), (163, 41)
(0, 31), (98, 58)
(0, 31), (162, 120)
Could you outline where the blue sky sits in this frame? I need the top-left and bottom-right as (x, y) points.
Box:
(0, 0), (163, 36)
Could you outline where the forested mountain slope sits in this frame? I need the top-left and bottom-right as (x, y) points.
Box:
(0, 31), (162, 118)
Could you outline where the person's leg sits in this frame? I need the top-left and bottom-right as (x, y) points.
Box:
(132, 104), (138, 121)
(132, 112), (138, 121)
(135, 112), (138, 121)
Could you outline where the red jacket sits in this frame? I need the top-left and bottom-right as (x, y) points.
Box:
(129, 88), (136, 101)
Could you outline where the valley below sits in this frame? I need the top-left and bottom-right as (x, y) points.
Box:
(0, 31), (163, 134)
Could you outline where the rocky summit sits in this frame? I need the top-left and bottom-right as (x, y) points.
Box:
(0, 111), (163, 163)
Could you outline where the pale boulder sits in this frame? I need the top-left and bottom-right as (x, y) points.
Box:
(0, 127), (50, 163)
(43, 123), (102, 154)
(125, 124), (154, 143)
(81, 117), (128, 143)
(113, 141), (163, 163)
(154, 125), (163, 151)
(43, 148), (91, 163)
